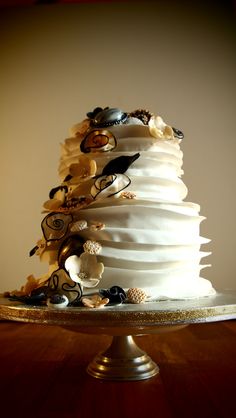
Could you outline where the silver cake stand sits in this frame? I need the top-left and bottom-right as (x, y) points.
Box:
(1, 291), (236, 381)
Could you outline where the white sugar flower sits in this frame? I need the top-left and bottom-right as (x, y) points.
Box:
(64, 253), (104, 289)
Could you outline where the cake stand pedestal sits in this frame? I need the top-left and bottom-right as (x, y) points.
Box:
(1, 291), (236, 381)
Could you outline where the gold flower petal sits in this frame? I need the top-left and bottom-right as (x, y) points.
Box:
(81, 295), (109, 308)
(43, 198), (63, 211)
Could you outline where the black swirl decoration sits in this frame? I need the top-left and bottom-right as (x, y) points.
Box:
(99, 286), (127, 305)
(80, 129), (117, 153)
(48, 268), (82, 305)
(61, 281), (82, 306)
(91, 173), (131, 199)
(41, 212), (73, 242)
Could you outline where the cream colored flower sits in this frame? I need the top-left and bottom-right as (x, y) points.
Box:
(149, 115), (174, 140)
(64, 253), (104, 289)
(43, 198), (63, 211)
(64, 136), (81, 152)
(60, 155), (97, 184)
(69, 155), (97, 178)
(81, 294), (109, 308)
(43, 186), (67, 212)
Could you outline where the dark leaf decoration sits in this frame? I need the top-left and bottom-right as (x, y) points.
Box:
(63, 174), (73, 182)
(29, 245), (39, 257)
(101, 153), (140, 176)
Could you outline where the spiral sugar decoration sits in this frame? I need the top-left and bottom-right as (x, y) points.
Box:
(80, 129), (117, 153)
(41, 212), (73, 242)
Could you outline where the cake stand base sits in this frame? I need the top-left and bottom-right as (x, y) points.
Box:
(87, 335), (159, 381)
(1, 291), (236, 381)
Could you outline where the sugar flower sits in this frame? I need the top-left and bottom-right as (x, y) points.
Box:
(68, 155), (97, 178)
(81, 294), (109, 308)
(149, 115), (174, 140)
(64, 253), (104, 289)
(43, 186), (67, 211)
(59, 155), (97, 185)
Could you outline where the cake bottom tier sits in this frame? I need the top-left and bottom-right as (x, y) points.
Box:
(85, 266), (215, 300)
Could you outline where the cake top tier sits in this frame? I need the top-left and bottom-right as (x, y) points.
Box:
(69, 106), (184, 148)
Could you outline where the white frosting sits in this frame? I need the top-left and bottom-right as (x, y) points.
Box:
(55, 118), (215, 300)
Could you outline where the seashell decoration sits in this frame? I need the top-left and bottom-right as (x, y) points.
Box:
(83, 240), (102, 255)
(127, 288), (147, 304)
(70, 219), (88, 232)
(91, 107), (128, 127)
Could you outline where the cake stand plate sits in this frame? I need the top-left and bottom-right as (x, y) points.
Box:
(1, 291), (236, 381)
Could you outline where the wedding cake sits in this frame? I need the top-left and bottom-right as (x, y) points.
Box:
(9, 106), (215, 307)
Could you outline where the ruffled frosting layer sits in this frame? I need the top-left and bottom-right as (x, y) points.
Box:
(11, 108), (216, 307)
(56, 119), (215, 300)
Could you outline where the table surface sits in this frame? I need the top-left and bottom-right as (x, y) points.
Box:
(0, 319), (236, 418)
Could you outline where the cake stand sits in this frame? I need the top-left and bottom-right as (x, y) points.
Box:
(1, 291), (236, 381)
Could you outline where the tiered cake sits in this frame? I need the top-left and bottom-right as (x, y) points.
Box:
(9, 107), (215, 307)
